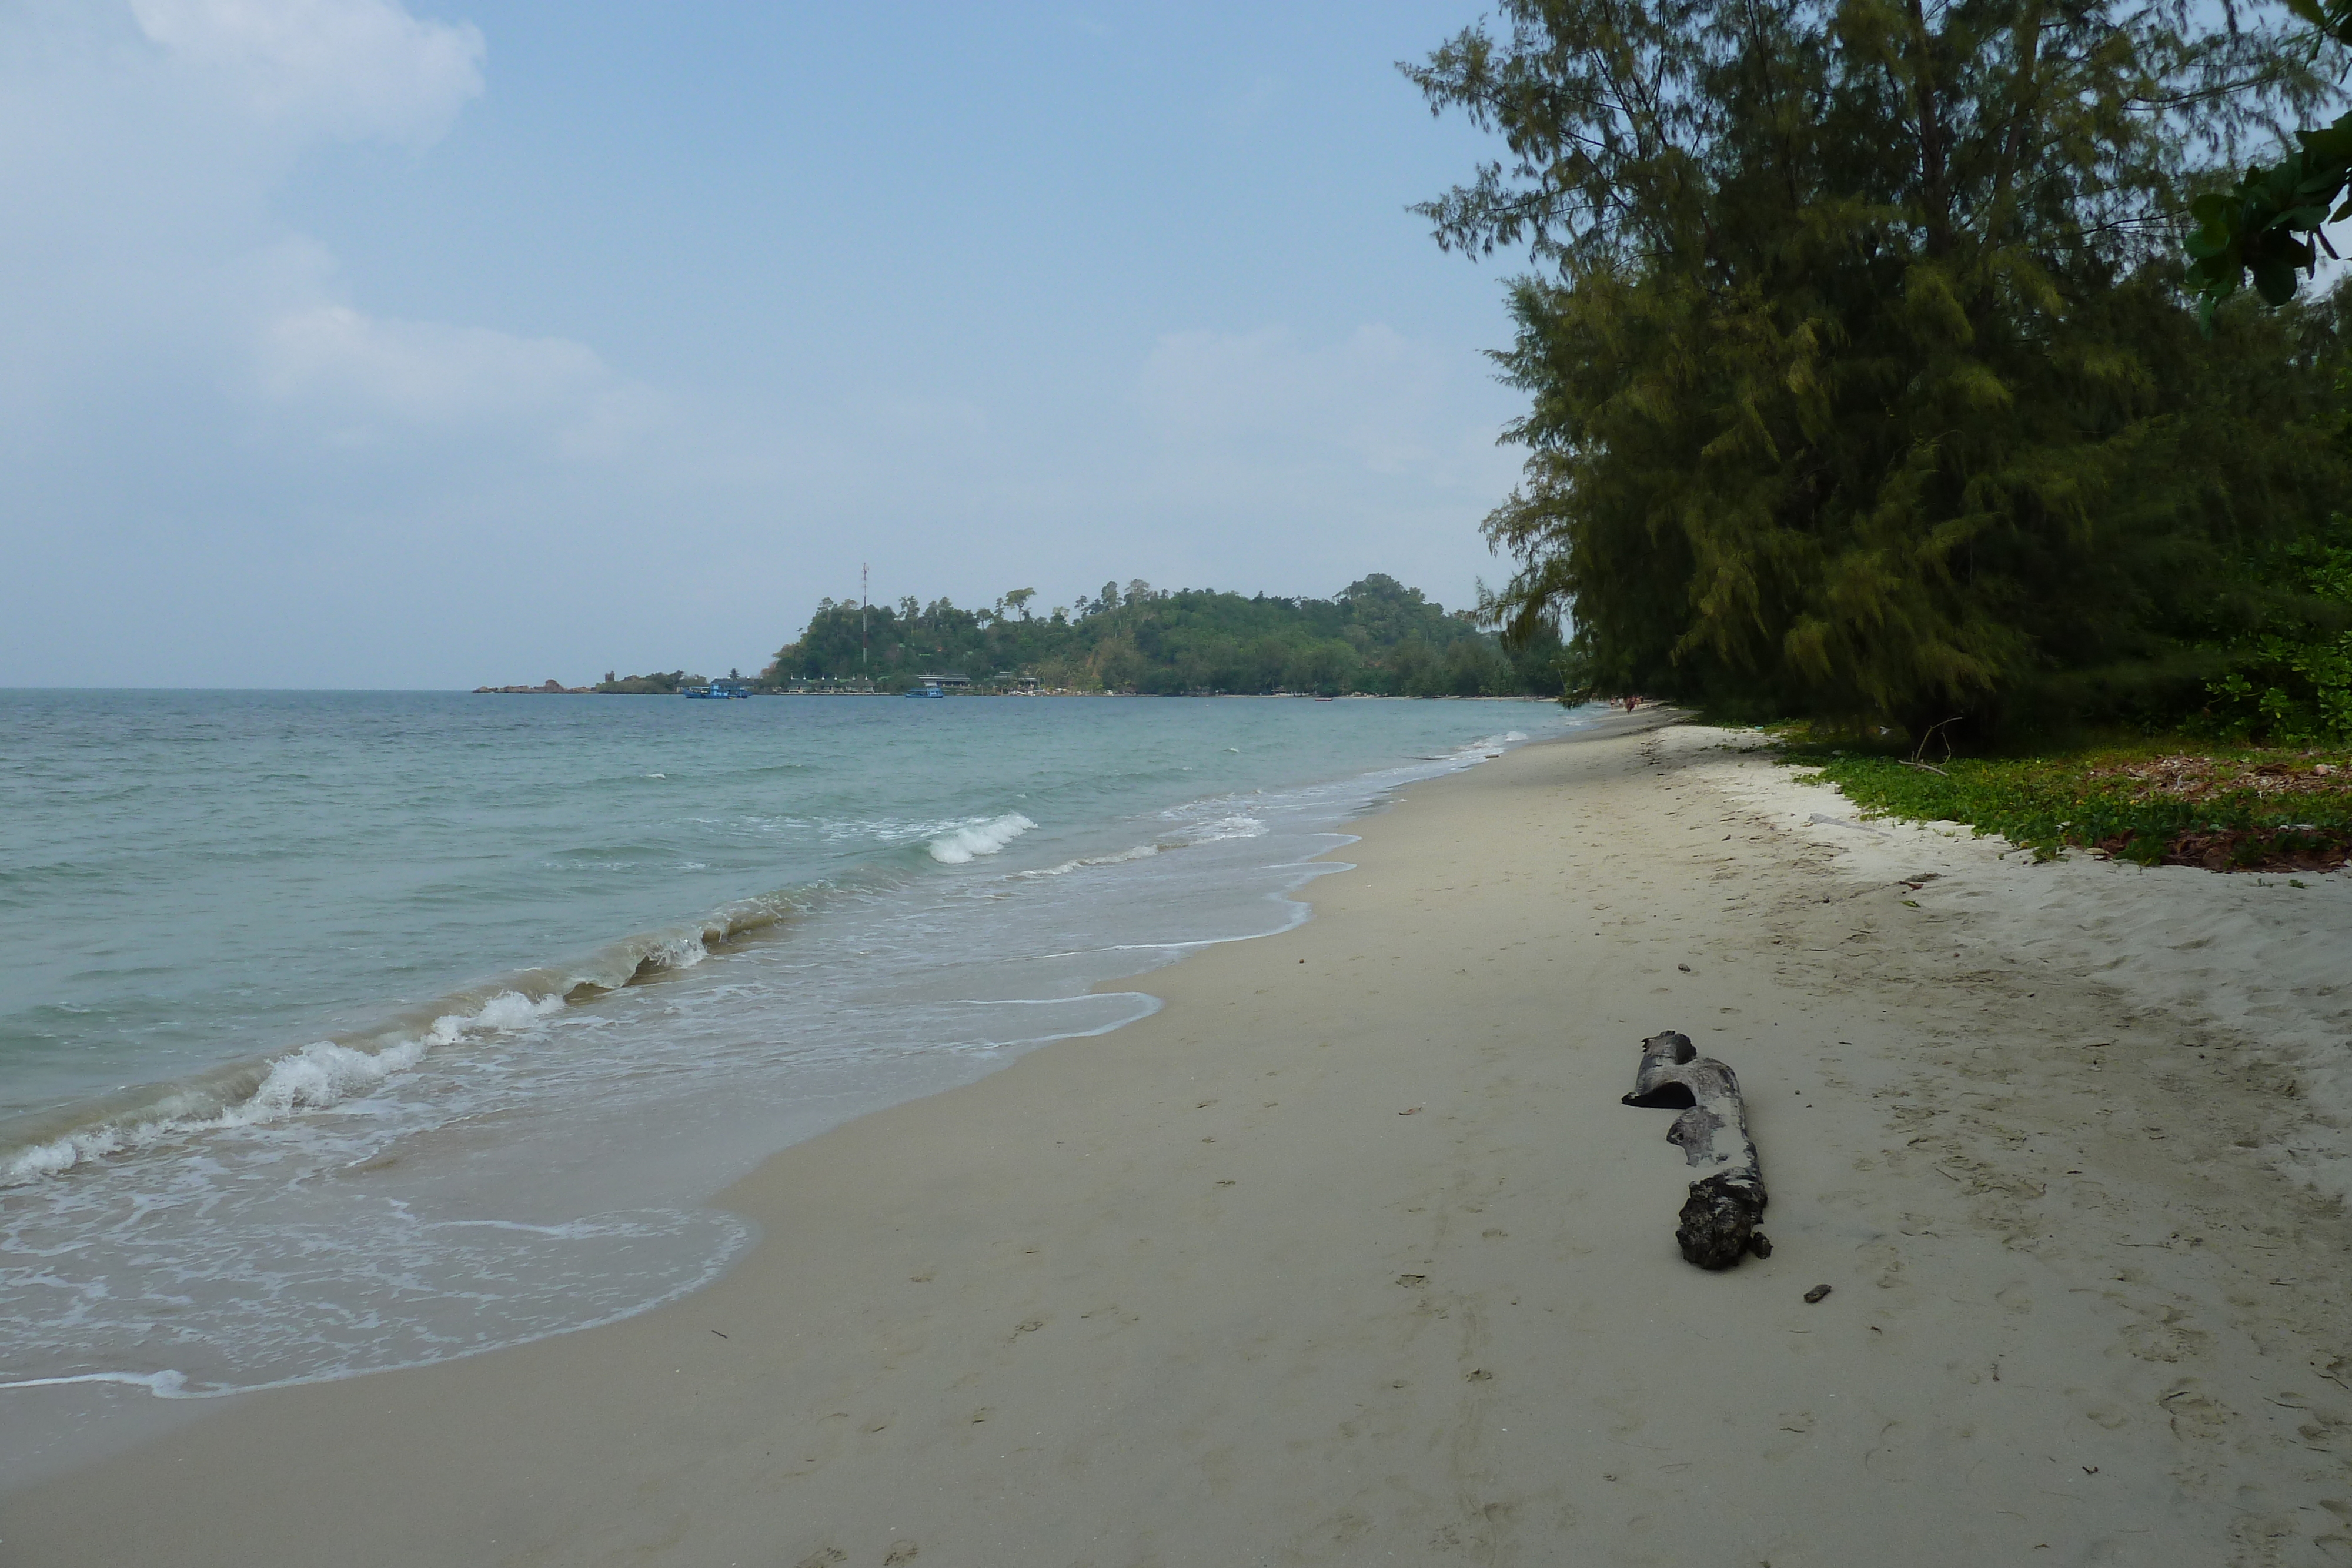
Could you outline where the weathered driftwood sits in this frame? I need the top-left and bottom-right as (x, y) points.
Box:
(1621, 1030), (1770, 1269)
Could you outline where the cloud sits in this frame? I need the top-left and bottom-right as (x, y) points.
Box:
(0, 0), (723, 687)
(129, 0), (484, 145)
(0, 5), (1531, 685)
(0, 1), (649, 470)
(257, 299), (662, 453)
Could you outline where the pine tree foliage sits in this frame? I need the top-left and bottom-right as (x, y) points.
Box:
(1409, 0), (2350, 734)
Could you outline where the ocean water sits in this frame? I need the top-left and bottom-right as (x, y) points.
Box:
(0, 691), (1593, 1400)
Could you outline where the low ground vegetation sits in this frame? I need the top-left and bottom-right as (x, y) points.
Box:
(1784, 735), (2352, 872)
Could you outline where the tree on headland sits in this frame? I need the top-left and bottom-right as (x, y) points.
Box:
(594, 670), (704, 694)
(763, 576), (1553, 697)
(1409, 0), (2352, 738)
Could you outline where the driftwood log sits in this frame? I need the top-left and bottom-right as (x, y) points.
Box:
(1621, 1030), (1769, 1269)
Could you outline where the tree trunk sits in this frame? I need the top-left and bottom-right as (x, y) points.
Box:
(1622, 1031), (1770, 1269)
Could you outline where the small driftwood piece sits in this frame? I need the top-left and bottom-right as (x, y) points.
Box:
(1622, 1030), (1769, 1269)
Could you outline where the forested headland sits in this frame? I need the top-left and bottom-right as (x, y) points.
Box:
(1413, 0), (2352, 748)
(760, 575), (1568, 697)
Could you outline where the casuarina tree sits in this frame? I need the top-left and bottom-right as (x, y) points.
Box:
(1410, 0), (2350, 737)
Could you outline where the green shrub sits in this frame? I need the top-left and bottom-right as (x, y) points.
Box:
(1789, 744), (2352, 871)
(2205, 527), (2352, 745)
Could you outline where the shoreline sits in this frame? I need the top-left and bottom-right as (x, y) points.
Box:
(9, 716), (2351, 1565)
(2, 696), (1569, 1428)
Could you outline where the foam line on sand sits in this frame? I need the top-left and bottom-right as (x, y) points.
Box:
(7, 720), (2351, 1566)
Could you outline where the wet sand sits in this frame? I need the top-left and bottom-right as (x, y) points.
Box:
(8, 717), (2351, 1567)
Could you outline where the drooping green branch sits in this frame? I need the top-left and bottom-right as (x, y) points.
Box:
(2186, 0), (2352, 313)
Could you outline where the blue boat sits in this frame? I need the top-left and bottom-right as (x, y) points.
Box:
(904, 684), (946, 699)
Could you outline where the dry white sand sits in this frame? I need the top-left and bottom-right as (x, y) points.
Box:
(1683, 723), (2352, 1204)
(7, 718), (2351, 1567)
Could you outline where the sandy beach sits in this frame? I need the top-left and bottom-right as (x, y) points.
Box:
(8, 716), (2352, 1566)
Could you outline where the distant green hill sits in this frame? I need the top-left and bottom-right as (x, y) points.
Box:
(763, 575), (1572, 697)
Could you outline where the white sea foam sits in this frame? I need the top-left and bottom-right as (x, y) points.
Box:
(3, 1124), (136, 1182)
(229, 992), (563, 1126)
(0, 1209), (751, 1400)
(2, 880), (832, 1191)
(1020, 843), (1161, 878)
(927, 813), (1037, 864)
(637, 933), (712, 972)
(1181, 814), (1267, 844)
(1, 989), (564, 1185)
(1422, 730), (1533, 763)
(0, 1369), (190, 1396)
(225, 1038), (429, 1125)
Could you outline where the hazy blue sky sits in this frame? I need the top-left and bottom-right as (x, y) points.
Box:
(2, 1), (1535, 687)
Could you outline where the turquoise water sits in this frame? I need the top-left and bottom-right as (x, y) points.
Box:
(0, 691), (1591, 1396)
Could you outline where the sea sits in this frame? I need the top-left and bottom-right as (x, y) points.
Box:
(0, 690), (1595, 1419)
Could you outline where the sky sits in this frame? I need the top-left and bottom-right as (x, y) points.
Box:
(0, 1), (1541, 688)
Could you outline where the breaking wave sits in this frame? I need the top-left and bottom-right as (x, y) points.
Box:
(1021, 842), (1162, 878)
(927, 813), (1037, 864)
(0, 885), (824, 1188)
